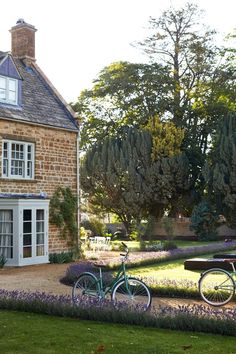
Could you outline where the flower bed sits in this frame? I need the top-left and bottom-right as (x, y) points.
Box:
(0, 288), (236, 336)
(105, 241), (236, 269)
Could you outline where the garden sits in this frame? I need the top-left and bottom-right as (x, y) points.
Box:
(3, 2), (236, 351)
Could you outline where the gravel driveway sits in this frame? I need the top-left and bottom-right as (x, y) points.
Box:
(0, 262), (233, 309)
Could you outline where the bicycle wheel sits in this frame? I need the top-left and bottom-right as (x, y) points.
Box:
(199, 268), (235, 306)
(72, 272), (99, 304)
(111, 277), (152, 310)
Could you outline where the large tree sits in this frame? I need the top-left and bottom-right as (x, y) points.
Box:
(81, 123), (190, 232)
(75, 3), (236, 219)
(73, 61), (171, 149)
(204, 112), (236, 227)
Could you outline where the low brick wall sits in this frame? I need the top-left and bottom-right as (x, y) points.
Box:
(153, 219), (236, 240)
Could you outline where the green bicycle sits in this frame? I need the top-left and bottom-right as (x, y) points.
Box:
(72, 242), (152, 310)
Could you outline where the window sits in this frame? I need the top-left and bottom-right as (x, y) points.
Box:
(2, 140), (35, 179)
(0, 75), (18, 105)
(0, 210), (13, 259)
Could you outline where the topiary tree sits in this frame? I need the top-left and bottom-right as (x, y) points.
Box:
(190, 201), (219, 241)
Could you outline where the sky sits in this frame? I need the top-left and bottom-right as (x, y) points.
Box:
(0, 0), (236, 103)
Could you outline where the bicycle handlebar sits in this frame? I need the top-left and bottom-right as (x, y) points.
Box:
(120, 242), (129, 258)
(121, 242), (128, 249)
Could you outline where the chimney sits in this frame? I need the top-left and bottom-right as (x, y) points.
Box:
(10, 19), (37, 62)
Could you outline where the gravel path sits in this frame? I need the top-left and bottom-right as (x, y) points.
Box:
(0, 262), (234, 309)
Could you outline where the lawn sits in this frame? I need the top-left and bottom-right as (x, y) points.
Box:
(128, 257), (201, 283)
(112, 240), (216, 251)
(1, 310), (236, 354)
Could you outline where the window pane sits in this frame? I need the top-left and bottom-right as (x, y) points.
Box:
(23, 210), (32, 221)
(0, 88), (6, 100)
(37, 233), (44, 244)
(36, 210), (44, 221)
(23, 234), (32, 246)
(0, 77), (6, 89)
(23, 247), (31, 258)
(23, 222), (31, 234)
(36, 245), (44, 256)
(8, 90), (16, 102)
(8, 79), (16, 91)
(3, 159), (8, 176)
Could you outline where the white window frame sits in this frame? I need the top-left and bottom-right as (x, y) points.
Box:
(2, 140), (35, 180)
(0, 198), (49, 266)
(0, 75), (18, 105)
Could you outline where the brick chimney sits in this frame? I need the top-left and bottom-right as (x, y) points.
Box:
(10, 19), (37, 62)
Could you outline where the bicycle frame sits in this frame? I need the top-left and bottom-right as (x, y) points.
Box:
(95, 258), (131, 299)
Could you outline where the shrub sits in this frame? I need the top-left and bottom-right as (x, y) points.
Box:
(62, 261), (114, 285)
(0, 254), (6, 268)
(162, 241), (178, 251)
(190, 201), (219, 241)
(81, 218), (106, 236)
(145, 241), (163, 252)
(49, 252), (74, 264)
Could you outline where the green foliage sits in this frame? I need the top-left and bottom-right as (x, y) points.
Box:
(72, 3), (236, 220)
(49, 187), (79, 255)
(190, 201), (219, 241)
(145, 116), (184, 160)
(0, 255), (6, 268)
(162, 241), (178, 251)
(49, 252), (74, 264)
(81, 127), (190, 232)
(81, 217), (106, 236)
(205, 112), (236, 227)
(72, 61), (171, 149)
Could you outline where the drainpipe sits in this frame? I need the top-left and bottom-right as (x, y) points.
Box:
(76, 129), (80, 253)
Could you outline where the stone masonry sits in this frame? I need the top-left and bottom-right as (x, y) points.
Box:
(0, 119), (78, 253)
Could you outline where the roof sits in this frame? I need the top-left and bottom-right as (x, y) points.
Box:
(0, 53), (78, 132)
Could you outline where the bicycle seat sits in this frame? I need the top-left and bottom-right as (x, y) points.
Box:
(93, 262), (108, 268)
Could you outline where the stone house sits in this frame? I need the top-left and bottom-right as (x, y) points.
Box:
(0, 20), (79, 266)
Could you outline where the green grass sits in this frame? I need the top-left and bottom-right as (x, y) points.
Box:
(112, 240), (220, 251)
(1, 310), (236, 354)
(127, 257), (200, 282)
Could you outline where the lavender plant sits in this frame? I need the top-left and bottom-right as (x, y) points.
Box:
(0, 288), (236, 336)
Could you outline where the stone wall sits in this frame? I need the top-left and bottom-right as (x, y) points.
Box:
(0, 119), (78, 253)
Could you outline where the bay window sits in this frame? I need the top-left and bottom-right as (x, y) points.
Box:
(0, 197), (49, 266)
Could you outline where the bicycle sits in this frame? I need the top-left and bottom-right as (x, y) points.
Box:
(72, 242), (152, 310)
(199, 261), (236, 306)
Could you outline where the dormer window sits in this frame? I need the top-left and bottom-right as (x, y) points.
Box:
(0, 75), (18, 105)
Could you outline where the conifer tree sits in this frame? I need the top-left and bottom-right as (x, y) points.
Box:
(205, 112), (236, 226)
(81, 126), (190, 233)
